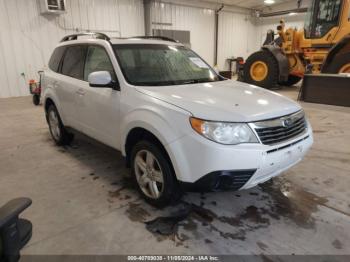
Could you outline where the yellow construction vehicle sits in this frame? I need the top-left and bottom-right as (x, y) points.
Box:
(243, 0), (350, 89)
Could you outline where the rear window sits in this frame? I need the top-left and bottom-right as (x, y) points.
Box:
(48, 46), (66, 72)
(61, 45), (87, 80)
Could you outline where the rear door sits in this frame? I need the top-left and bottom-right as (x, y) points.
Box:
(56, 45), (87, 129)
(43, 46), (66, 113)
(75, 44), (121, 148)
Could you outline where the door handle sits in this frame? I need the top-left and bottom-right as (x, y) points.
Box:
(76, 88), (86, 96)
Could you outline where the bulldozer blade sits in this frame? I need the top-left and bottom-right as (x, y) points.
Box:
(299, 74), (350, 107)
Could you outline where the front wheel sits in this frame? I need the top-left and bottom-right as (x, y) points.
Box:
(131, 141), (181, 207)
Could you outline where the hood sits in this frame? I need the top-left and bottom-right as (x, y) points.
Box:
(136, 80), (302, 122)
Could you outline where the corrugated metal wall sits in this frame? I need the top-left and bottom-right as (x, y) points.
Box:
(217, 11), (258, 71)
(0, 0), (270, 98)
(0, 0), (144, 98)
(151, 2), (215, 66)
(150, 3), (259, 70)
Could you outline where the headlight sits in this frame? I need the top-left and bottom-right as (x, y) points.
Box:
(190, 117), (258, 145)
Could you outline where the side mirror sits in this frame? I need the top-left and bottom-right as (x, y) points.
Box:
(88, 71), (119, 90)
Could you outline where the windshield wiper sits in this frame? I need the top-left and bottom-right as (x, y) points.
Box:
(134, 81), (178, 86)
(134, 79), (218, 86)
(181, 79), (217, 84)
(182, 80), (199, 84)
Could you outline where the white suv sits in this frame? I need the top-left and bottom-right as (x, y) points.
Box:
(42, 33), (313, 206)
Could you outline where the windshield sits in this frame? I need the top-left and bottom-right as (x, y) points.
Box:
(113, 44), (221, 86)
(304, 0), (342, 39)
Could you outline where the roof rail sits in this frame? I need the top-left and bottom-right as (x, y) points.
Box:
(60, 32), (110, 42)
(128, 36), (178, 43)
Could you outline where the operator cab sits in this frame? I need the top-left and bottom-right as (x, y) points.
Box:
(304, 0), (343, 39)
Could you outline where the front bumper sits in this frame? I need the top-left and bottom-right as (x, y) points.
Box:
(179, 169), (257, 191)
(166, 128), (313, 191)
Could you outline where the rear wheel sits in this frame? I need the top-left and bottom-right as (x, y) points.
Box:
(131, 140), (181, 207)
(244, 50), (279, 89)
(47, 104), (74, 146)
(279, 75), (302, 87)
(326, 53), (350, 74)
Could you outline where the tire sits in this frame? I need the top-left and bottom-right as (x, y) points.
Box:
(46, 104), (74, 146)
(244, 51), (279, 89)
(32, 95), (40, 106)
(326, 53), (350, 74)
(279, 75), (302, 87)
(131, 140), (181, 207)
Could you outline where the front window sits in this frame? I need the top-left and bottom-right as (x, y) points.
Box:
(305, 0), (343, 39)
(84, 46), (116, 81)
(113, 44), (221, 86)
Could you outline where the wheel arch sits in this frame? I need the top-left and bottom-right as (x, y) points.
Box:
(44, 97), (55, 111)
(43, 91), (67, 125)
(121, 112), (179, 160)
(44, 97), (57, 122)
(261, 45), (289, 82)
(124, 127), (173, 170)
(120, 103), (189, 153)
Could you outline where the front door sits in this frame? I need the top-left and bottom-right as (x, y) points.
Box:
(75, 45), (121, 149)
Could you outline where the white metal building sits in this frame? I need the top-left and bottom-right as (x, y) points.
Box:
(1, 0), (349, 259)
(0, 0), (309, 98)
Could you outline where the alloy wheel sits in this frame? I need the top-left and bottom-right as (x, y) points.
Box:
(48, 110), (61, 141)
(134, 149), (164, 199)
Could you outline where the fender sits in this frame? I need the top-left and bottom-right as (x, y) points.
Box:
(262, 45), (289, 82)
(120, 105), (190, 156)
(321, 35), (350, 73)
(120, 106), (193, 182)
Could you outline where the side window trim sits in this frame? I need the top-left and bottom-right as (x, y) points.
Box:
(82, 45), (88, 80)
(57, 46), (68, 74)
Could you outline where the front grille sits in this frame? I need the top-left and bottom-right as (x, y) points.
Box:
(252, 111), (307, 145)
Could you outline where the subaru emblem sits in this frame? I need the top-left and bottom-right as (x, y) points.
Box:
(283, 118), (292, 127)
